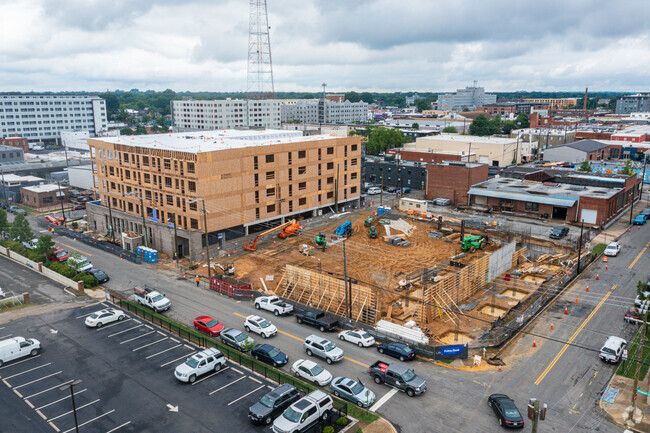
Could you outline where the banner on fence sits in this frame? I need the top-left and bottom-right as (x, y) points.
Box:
(434, 343), (468, 360)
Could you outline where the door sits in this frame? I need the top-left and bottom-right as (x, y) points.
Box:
(197, 359), (208, 375)
(580, 209), (597, 224)
(552, 207), (567, 220)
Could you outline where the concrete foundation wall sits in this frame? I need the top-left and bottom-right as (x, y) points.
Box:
(487, 241), (516, 281)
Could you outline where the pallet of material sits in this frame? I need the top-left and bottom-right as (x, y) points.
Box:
(428, 230), (442, 239)
(440, 227), (454, 234)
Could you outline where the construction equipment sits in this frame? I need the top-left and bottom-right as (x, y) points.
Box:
(278, 221), (301, 238)
(460, 235), (487, 253)
(364, 216), (374, 227)
(334, 220), (353, 238)
(368, 225), (378, 239)
(315, 232), (327, 251)
(243, 220), (296, 251)
(216, 261), (235, 276)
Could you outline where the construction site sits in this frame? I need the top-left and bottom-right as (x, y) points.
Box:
(195, 204), (579, 348)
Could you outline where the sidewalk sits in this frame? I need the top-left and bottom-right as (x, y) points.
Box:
(591, 197), (649, 246)
(600, 374), (650, 432)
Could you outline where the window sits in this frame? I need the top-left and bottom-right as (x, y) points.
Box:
(266, 187), (275, 197)
(327, 162), (334, 170)
(351, 158), (358, 166)
(327, 191), (334, 199)
(327, 147), (334, 155)
(187, 162), (195, 173)
(299, 198), (306, 206)
(351, 172), (358, 180)
(267, 204), (275, 213)
(266, 171), (275, 180)
(144, 173), (150, 183)
(525, 202), (539, 212)
(298, 166), (306, 175)
(190, 218), (199, 229)
(166, 195), (173, 205)
(255, 190), (259, 203)
(327, 177), (334, 184)
(265, 154), (274, 163)
(189, 202), (197, 211)
(298, 150), (306, 158)
(351, 144), (358, 151)
(142, 156), (149, 166)
(165, 177), (172, 188)
(298, 182), (306, 191)
(188, 181), (196, 192)
(351, 186), (357, 194)
(164, 159), (171, 170)
(255, 208), (260, 219)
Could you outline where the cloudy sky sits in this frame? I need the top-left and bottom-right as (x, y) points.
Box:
(1, 0), (648, 93)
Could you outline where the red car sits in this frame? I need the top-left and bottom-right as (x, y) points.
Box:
(72, 205), (86, 211)
(47, 248), (69, 262)
(193, 315), (224, 336)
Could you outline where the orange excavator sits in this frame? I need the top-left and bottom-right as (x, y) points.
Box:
(243, 220), (296, 251)
(278, 221), (301, 239)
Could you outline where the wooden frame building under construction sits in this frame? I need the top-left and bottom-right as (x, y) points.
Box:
(86, 129), (362, 260)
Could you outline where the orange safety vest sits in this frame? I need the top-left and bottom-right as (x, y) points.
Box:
(195, 276), (200, 282)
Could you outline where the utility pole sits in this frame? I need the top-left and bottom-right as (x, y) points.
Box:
(630, 309), (649, 422)
(57, 181), (66, 223)
(169, 214), (179, 260)
(59, 380), (82, 433)
(577, 220), (584, 274)
(106, 194), (115, 242)
(527, 398), (546, 433)
(380, 175), (383, 206)
(334, 164), (339, 213)
(343, 239), (349, 321)
(188, 198), (211, 278)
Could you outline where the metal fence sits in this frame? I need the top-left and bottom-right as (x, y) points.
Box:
(38, 220), (142, 264)
(0, 291), (24, 310)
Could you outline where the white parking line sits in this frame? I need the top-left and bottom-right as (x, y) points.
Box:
(209, 376), (246, 395)
(160, 352), (195, 368)
(35, 389), (87, 411)
(95, 319), (132, 331)
(3, 363), (52, 380)
(191, 367), (230, 386)
(144, 325), (153, 330)
(49, 399), (100, 422)
(14, 371), (62, 390)
(227, 385), (265, 406)
(248, 376), (262, 384)
(62, 409), (114, 433)
(132, 337), (168, 352)
(230, 367), (243, 375)
(145, 344), (183, 360)
(107, 324), (143, 338)
(157, 331), (166, 336)
(106, 421), (132, 432)
(48, 421), (59, 432)
(0, 355), (40, 370)
(169, 338), (180, 343)
(369, 388), (399, 412)
(75, 312), (98, 319)
(0, 333), (13, 340)
(24, 380), (73, 399)
(119, 331), (155, 344)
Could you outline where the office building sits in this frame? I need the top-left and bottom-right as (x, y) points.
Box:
(0, 94), (107, 143)
(615, 93), (650, 115)
(171, 99), (281, 131)
(281, 99), (368, 124)
(87, 129), (361, 260)
(436, 85), (496, 111)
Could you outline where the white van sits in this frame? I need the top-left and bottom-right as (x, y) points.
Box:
(67, 256), (93, 272)
(0, 337), (42, 367)
(367, 187), (381, 195)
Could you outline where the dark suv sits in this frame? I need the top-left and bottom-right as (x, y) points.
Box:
(549, 226), (569, 239)
(248, 383), (301, 425)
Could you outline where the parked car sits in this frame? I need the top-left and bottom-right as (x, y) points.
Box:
(174, 348), (226, 383)
(338, 329), (375, 347)
(634, 214), (647, 225)
(599, 336), (627, 363)
(14, 208), (26, 215)
(604, 242), (621, 257)
(487, 394), (525, 428)
(368, 360), (426, 397)
(248, 384), (301, 425)
(291, 359), (332, 386)
(304, 335), (344, 364)
(8, 205), (19, 214)
(244, 315), (277, 339)
(193, 315), (225, 337)
(624, 307), (643, 324)
(21, 238), (39, 250)
(330, 377), (376, 408)
(71, 205), (86, 211)
(272, 390), (333, 433)
(295, 310), (339, 332)
(377, 341), (416, 361)
(46, 248), (69, 262)
(367, 187), (381, 195)
(385, 186), (398, 193)
(66, 255), (93, 272)
(85, 309), (125, 328)
(641, 208), (650, 217)
(220, 328), (254, 352)
(86, 268), (109, 283)
(255, 296), (294, 316)
(0, 337), (41, 367)
(549, 226), (569, 239)
(251, 343), (288, 367)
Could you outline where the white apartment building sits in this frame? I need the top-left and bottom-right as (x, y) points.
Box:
(436, 85), (497, 111)
(281, 99), (368, 124)
(171, 99), (281, 130)
(0, 94), (107, 142)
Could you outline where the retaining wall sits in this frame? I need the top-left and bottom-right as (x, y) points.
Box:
(0, 247), (84, 292)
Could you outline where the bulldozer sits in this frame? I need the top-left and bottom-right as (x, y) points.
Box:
(364, 216), (374, 227)
(461, 235), (487, 253)
(315, 232), (327, 251)
(215, 261), (235, 276)
(368, 225), (378, 239)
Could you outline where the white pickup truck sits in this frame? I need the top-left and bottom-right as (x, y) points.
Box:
(134, 286), (171, 313)
(255, 296), (294, 316)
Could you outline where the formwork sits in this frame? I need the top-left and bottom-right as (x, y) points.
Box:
(280, 265), (378, 325)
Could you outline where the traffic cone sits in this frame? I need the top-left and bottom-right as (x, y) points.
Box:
(605, 265), (608, 271)
(533, 340), (537, 348)
(639, 227), (641, 230)
(273, 241), (276, 246)
(564, 307), (568, 315)
(576, 297), (579, 303)
(498, 366), (502, 372)
(628, 228), (631, 232)
(586, 285), (589, 292)
(120, 254), (122, 259)
(550, 323), (554, 330)
(596, 274), (599, 280)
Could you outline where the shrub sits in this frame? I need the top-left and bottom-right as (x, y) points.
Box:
(74, 274), (99, 288)
(357, 428), (363, 433)
(323, 427), (334, 433)
(46, 261), (76, 278)
(6, 240), (23, 253)
(26, 251), (45, 263)
(336, 417), (349, 427)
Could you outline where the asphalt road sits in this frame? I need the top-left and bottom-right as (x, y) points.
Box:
(16, 214), (650, 432)
(0, 255), (72, 305)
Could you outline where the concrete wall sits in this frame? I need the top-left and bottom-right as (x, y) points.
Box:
(0, 247), (83, 291)
(487, 241), (516, 281)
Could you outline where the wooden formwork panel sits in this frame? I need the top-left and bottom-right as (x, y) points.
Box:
(512, 248), (526, 266)
(281, 265), (377, 325)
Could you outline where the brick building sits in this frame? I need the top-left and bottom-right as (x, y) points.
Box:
(425, 161), (488, 205)
(20, 184), (68, 209)
(0, 136), (28, 152)
(386, 148), (476, 163)
(87, 130), (361, 260)
(542, 140), (611, 163)
(479, 103), (516, 117)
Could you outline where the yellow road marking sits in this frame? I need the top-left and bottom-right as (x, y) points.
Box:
(232, 312), (369, 368)
(629, 247), (647, 269)
(534, 285), (615, 386)
(56, 241), (93, 257)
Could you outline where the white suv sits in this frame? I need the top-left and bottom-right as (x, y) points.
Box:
(272, 390), (333, 433)
(599, 336), (627, 363)
(174, 348), (226, 383)
(244, 315), (277, 339)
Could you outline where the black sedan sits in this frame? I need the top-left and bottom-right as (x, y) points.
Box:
(377, 342), (416, 361)
(86, 268), (109, 284)
(251, 344), (288, 367)
(487, 394), (524, 428)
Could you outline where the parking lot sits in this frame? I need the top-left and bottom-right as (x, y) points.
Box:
(0, 303), (285, 433)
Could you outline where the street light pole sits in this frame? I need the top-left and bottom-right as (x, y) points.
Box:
(188, 198), (211, 278)
(59, 380), (82, 433)
(57, 181), (66, 223)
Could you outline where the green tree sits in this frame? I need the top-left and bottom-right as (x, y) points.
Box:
(578, 160), (593, 172)
(638, 280), (649, 299)
(442, 126), (458, 133)
(502, 120), (517, 135)
(120, 127), (134, 135)
(35, 235), (55, 256)
(515, 113), (530, 128)
(134, 125), (148, 135)
(488, 116), (503, 135)
(99, 93), (120, 117)
(411, 123), (419, 130)
(0, 208), (8, 236)
(10, 214), (33, 243)
(344, 91), (361, 103)
(608, 97), (617, 110)
(415, 99), (430, 113)
(620, 159), (635, 175)
(359, 92), (374, 104)
(366, 127), (408, 155)
(469, 115), (491, 136)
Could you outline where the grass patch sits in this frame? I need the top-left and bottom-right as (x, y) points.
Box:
(0, 302), (35, 313)
(591, 243), (606, 257)
(438, 358), (455, 365)
(348, 405), (379, 424)
(616, 325), (650, 381)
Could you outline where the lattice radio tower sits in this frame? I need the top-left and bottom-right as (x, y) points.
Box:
(247, 0), (275, 100)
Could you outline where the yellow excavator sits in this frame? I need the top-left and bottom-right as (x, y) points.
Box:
(243, 220), (296, 251)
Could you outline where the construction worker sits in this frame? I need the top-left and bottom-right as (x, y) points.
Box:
(195, 275), (200, 287)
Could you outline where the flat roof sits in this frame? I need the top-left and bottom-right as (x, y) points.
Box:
(1, 174), (43, 183)
(419, 134), (515, 145)
(90, 129), (339, 154)
(22, 184), (66, 193)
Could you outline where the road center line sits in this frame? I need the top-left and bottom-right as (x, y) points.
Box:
(228, 385), (266, 405)
(534, 285), (615, 386)
(370, 388), (399, 412)
(629, 247), (647, 269)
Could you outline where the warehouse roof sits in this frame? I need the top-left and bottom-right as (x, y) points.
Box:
(419, 134), (516, 145)
(90, 129), (339, 153)
(561, 139), (610, 152)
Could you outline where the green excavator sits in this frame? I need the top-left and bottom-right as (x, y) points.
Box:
(315, 232), (327, 251)
(364, 216), (374, 227)
(461, 235), (487, 253)
(368, 225), (378, 239)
